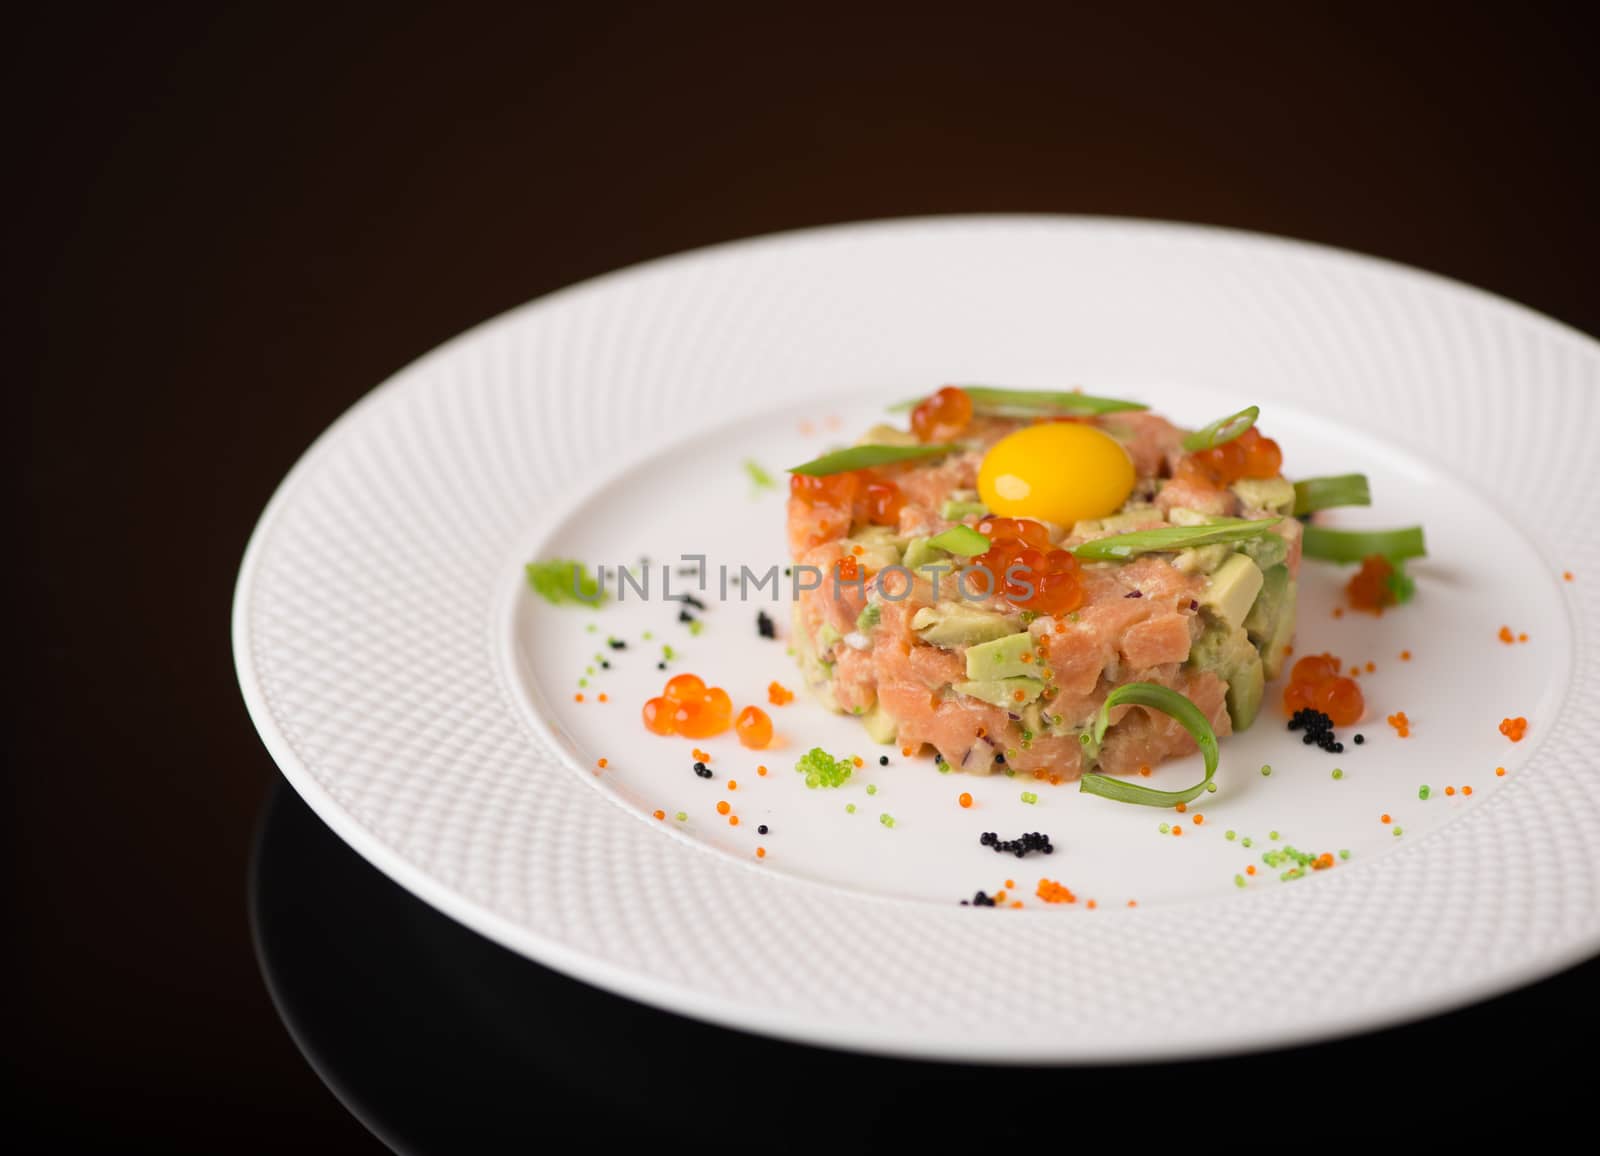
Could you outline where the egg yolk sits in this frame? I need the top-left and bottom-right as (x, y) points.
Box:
(977, 423), (1135, 525)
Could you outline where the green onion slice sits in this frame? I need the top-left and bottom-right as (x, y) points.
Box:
(1292, 474), (1371, 515)
(1072, 517), (1281, 561)
(926, 526), (991, 556)
(789, 443), (960, 477)
(888, 386), (1147, 416)
(1301, 524), (1426, 564)
(1181, 406), (1259, 452)
(1078, 683), (1220, 806)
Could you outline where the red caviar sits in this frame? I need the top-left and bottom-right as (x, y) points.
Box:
(910, 385), (973, 443)
(1347, 554), (1399, 614)
(1175, 425), (1282, 488)
(1499, 716), (1528, 742)
(1036, 879), (1077, 904)
(970, 517), (1085, 615)
(767, 681), (795, 706)
(644, 674), (735, 738)
(715, 800), (731, 815)
(1387, 711), (1411, 738)
(958, 792), (973, 808)
(1283, 651), (1363, 724)
(735, 705), (773, 749)
(652, 809), (664, 820)
(663, 673), (706, 702)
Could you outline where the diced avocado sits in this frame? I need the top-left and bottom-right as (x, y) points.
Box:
(1240, 531), (1289, 570)
(843, 527), (904, 571)
(1174, 544), (1233, 574)
(940, 499), (989, 521)
(855, 423), (919, 447)
(1072, 507), (1165, 537)
(856, 602), (882, 632)
(1231, 477), (1296, 516)
(912, 603), (1024, 647)
(963, 631), (1042, 680)
(1167, 507), (1215, 527)
(1201, 554), (1264, 628)
(1226, 651), (1265, 730)
(1020, 702), (1046, 738)
(816, 623), (843, 652)
(1189, 620), (1265, 730)
(927, 525), (990, 556)
(1243, 564), (1287, 643)
(953, 677), (1045, 708)
(790, 602), (841, 712)
(861, 702), (898, 744)
(1244, 567), (1298, 680)
(902, 536), (946, 572)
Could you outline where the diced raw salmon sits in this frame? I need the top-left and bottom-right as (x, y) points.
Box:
(1120, 612), (1197, 668)
(1155, 477), (1239, 518)
(788, 399), (1290, 785)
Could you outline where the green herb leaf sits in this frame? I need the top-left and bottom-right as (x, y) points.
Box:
(525, 559), (604, 606)
(1181, 406), (1259, 452)
(1301, 525), (1426, 564)
(744, 459), (776, 490)
(1385, 560), (1417, 604)
(1292, 474), (1372, 515)
(789, 443), (960, 477)
(926, 525), (991, 556)
(1078, 683), (1220, 806)
(889, 386), (1147, 416)
(1072, 518), (1281, 561)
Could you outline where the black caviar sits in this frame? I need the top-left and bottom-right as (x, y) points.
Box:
(757, 824), (769, 835)
(756, 610), (776, 639)
(1287, 708), (1345, 753)
(979, 831), (1055, 858)
(878, 755), (889, 766)
(960, 890), (998, 907)
(693, 761), (713, 779)
(607, 638), (627, 650)
(1354, 733), (1365, 744)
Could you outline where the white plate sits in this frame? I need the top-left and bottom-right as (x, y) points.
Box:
(234, 217), (1600, 1062)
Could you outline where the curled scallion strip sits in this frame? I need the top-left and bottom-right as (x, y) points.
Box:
(1292, 474), (1371, 515)
(789, 443), (960, 476)
(1181, 405), (1259, 452)
(889, 386), (1146, 416)
(1301, 524), (1426, 564)
(1072, 517), (1280, 561)
(1078, 683), (1220, 806)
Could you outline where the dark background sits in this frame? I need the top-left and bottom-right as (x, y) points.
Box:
(13, 3), (1598, 1150)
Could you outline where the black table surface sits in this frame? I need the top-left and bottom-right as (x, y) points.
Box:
(13, 4), (1598, 1150)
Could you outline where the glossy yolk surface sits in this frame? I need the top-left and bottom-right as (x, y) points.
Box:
(977, 422), (1135, 526)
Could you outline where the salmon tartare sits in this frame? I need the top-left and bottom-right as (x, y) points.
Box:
(787, 387), (1301, 782)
